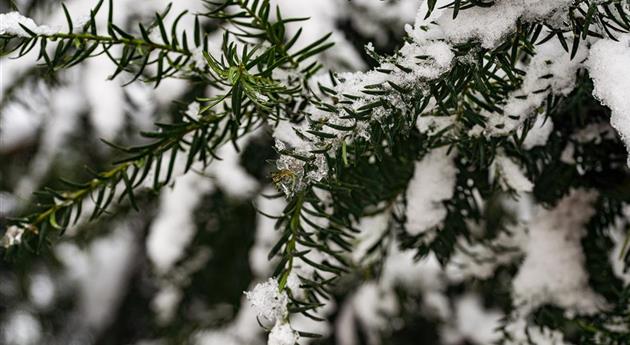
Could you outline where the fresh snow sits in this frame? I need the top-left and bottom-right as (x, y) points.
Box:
(405, 147), (457, 237)
(244, 278), (289, 323)
(492, 153), (534, 193)
(268, 322), (299, 345)
(587, 34), (630, 166)
(522, 114), (554, 149)
(0, 12), (59, 37)
(3, 0), (630, 344)
(436, 0), (572, 48)
(487, 38), (586, 136)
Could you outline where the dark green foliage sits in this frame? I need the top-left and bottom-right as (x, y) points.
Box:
(2, 0), (630, 343)
(1, 0), (333, 255)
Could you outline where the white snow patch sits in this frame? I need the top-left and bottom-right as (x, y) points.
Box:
(0, 12), (59, 37)
(245, 278), (288, 323)
(152, 284), (183, 325)
(29, 271), (56, 309)
(513, 189), (606, 315)
(442, 294), (502, 345)
(208, 136), (260, 200)
(84, 56), (126, 141)
(491, 154), (533, 193)
(504, 317), (572, 345)
(353, 212), (390, 264)
(351, 282), (398, 338)
(443, 0), (571, 48)
(55, 223), (138, 330)
(522, 114), (554, 149)
(268, 322), (299, 345)
(586, 34), (630, 166)
(1, 310), (42, 345)
(608, 206), (630, 285)
(405, 147), (457, 237)
(487, 38), (586, 135)
(250, 187), (286, 277)
(147, 171), (215, 274)
(194, 331), (242, 345)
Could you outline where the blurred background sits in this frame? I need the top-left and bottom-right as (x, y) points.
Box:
(0, 1), (427, 344)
